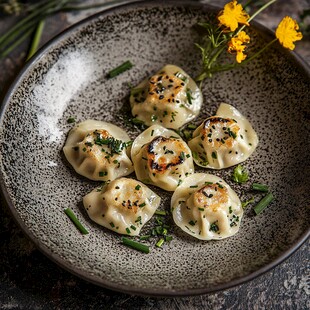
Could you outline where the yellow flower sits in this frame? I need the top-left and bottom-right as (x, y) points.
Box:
(275, 16), (303, 50)
(218, 0), (250, 32)
(228, 31), (250, 63)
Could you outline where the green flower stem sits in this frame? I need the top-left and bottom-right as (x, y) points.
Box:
(241, 38), (278, 64)
(237, 0), (278, 35)
(201, 37), (278, 76)
(26, 19), (45, 61)
(248, 0), (277, 23)
(207, 45), (227, 69)
(196, 44), (227, 81)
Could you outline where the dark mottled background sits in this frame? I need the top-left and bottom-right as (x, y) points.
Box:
(0, 0), (309, 309)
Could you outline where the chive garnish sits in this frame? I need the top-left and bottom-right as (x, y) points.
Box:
(130, 87), (144, 96)
(122, 237), (150, 253)
(187, 123), (197, 130)
(107, 60), (133, 78)
(126, 227), (131, 234)
(186, 89), (193, 105)
(190, 185), (198, 188)
(241, 197), (255, 209)
(155, 210), (167, 216)
(156, 238), (165, 247)
(135, 184), (141, 190)
(252, 183), (269, 192)
(209, 221), (219, 232)
(67, 117), (75, 123)
(253, 192), (274, 215)
(64, 208), (88, 234)
(139, 235), (151, 240)
(211, 151), (217, 159)
(139, 202), (146, 208)
(192, 151), (198, 160)
(130, 117), (145, 127)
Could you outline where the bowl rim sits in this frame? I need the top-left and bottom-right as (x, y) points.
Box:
(0, 0), (309, 297)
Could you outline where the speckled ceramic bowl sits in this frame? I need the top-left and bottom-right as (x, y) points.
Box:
(0, 1), (309, 296)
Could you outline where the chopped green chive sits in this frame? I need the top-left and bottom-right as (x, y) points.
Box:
(64, 208), (88, 234)
(180, 151), (185, 160)
(198, 207), (204, 211)
(241, 197), (255, 209)
(130, 117), (145, 127)
(188, 220), (196, 226)
(67, 117), (75, 123)
(183, 130), (192, 140)
(211, 151), (217, 159)
(151, 115), (158, 122)
(126, 140), (133, 147)
(151, 129), (154, 136)
(187, 123), (197, 130)
(107, 60), (133, 78)
(130, 87), (144, 96)
(186, 89), (193, 105)
(139, 202), (146, 208)
(135, 216), (142, 224)
(156, 238), (165, 247)
(192, 151), (198, 160)
(253, 192), (274, 215)
(209, 221), (219, 232)
(122, 237), (149, 253)
(110, 222), (115, 228)
(130, 225), (137, 231)
(126, 227), (131, 234)
(165, 235), (173, 241)
(139, 235), (151, 240)
(155, 210), (167, 216)
(252, 183), (269, 192)
(135, 184), (141, 190)
(190, 185), (198, 188)
(99, 171), (108, 177)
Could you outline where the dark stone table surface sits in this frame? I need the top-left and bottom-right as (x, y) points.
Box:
(0, 1), (309, 309)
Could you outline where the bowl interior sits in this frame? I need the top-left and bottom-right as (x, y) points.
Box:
(0, 1), (309, 295)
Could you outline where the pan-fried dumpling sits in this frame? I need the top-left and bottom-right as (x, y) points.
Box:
(130, 64), (202, 129)
(131, 125), (194, 191)
(171, 173), (243, 240)
(63, 120), (134, 181)
(83, 178), (161, 235)
(188, 103), (258, 169)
